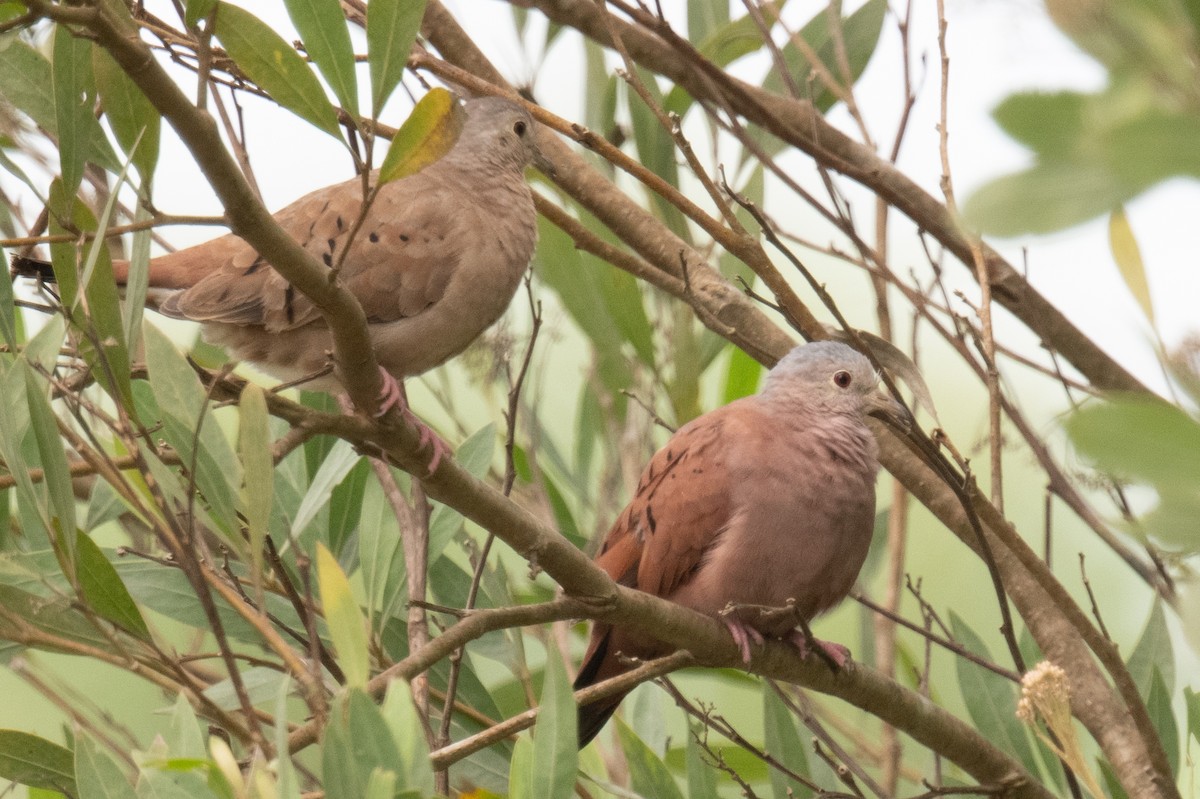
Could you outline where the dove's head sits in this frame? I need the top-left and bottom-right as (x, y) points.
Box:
(459, 96), (554, 176)
(763, 341), (911, 428)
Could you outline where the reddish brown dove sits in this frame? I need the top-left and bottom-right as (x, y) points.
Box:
(574, 340), (909, 747)
(14, 96), (548, 465)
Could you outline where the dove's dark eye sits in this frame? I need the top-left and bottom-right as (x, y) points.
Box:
(833, 370), (852, 388)
(513, 120), (527, 136)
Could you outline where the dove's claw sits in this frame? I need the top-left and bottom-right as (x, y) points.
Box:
(788, 630), (850, 670)
(722, 618), (765, 665)
(374, 367), (406, 417)
(355, 369), (453, 476)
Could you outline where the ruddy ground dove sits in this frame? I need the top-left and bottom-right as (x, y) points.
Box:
(574, 341), (909, 746)
(14, 96), (548, 462)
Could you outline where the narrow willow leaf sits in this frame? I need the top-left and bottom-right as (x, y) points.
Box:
(169, 694), (206, 761)
(507, 735), (533, 799)
(1108, 208), (1155, 322)
(949, 613), (1042, 778)
(1127, 600), (1175, 698)
(1184, 686), (1200, 746)
(0, 730), (76, 794)
(274, 678), (302, 799)
(1066, 395), (1200, 493)
(1147, 668), (1179, 778)
(723, 346), (763, 403)
(762, 685), (811, 798)
(367, 0), (427, 117)
(684, 723), (719, 799)
(75, 530), (151, 640)
(363, 768), (397, 799)
(75, 733), (136, 799)
(213, 3), (342, 139)
(534, 217), (633, 393)
(0, 39), (57, 132)
(427, 423), (494, 562)
(283, 0), (359, 117)
(0, 246), (20, 350)
(46, 180), (133, 407)
(142, 324), (242, 540)
(316, 543), (369, 688)
(615, 718), (684, 799)
(532, 644), (577, 799)
(93, 48), (160, 182)
(184, 0), (217, 28)
(238, 383), (273, 600)
(22, 363), (76, 565)
(380, 682), (435, 794)
(291, 439), (361, 537)
(379, 88), (466, 185)
(321, 686), (400, 796)
(52, 24), (95, 195)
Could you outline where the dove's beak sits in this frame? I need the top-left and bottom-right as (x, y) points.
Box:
(866, 390), (913, 433)
(530, 137), (557, 179)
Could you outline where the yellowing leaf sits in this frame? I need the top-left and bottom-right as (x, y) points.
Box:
(316, 543), (369, 688)
(379, 88), (466, 185)
(1108, 208), (1154, 322)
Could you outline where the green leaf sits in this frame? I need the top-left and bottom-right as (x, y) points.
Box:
(688, 0), (731, 42)
(428, 423), (495, 561)
(380, 682), (435, 795)
(184, 0), (217, 29)
(46, 180), (133, 407)
(93, 48), (160, 183)
(616, 718), (684, 799)
(363, 767), (397, 799)
(379, 88), (466, 185)
(75, 529), (151, 640)
(684, 723), (719, 799)
(0, 730), (76, 794)
(1184, 686), (1200, 747)
(0, 582), (116, 655)
(21, 363), (75, 562)
(316, 543), (369, 688)
(992, 91), (1088, 159)
(169, 694), (206, 760)
(283, 0), (359, 117)
(292, 438), (362, 539)
(949, 613), (1042, 779)
(508, 734), (533, 799)
(142, 323), (241, 539)
(629, 67), (690, 243)
(723, 346), (763, 403)
(53, 24), (95, 195)
(1126, 600), (1174, 698)
(213, 2), (342, 139)
(273, 678), (302, 799)
(366, 0), (427, 117)
(1146, 667), (1178, 778)
(1066, 395), (1200, 493)
(533, 217), (633, 394)
(76, 733), (135, 799)
(532, 643), (577, 799)
(238, 383), (274, 598)
(1107, 208), (1154, 322)
(762, 685), (811, 798)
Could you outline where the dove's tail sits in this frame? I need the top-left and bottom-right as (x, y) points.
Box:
(10, 254), (57, 282)
(573, 626), (632, 748)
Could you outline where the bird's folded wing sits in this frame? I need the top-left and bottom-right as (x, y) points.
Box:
(595, 414), (734, 599)
(157, 178), (461, 331)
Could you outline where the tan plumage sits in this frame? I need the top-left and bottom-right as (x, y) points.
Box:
(16, 96), (547, 397)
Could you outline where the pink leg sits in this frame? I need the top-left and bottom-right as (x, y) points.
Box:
(362, 368), (453, 475)
(722, 617), (765, 665)
(787, 629), (850, 670)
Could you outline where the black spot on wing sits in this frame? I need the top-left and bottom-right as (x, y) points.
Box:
(285, 285), (295, 325)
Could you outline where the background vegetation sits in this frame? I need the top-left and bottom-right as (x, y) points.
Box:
(0, 0), (1197, 797)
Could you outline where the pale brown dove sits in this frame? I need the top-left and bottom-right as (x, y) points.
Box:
(574, 341), (910, 747)
(13, 96), (549, 466)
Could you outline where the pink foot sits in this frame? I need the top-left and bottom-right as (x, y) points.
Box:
(788, 629), (850, 670)
(361, 368), (454, 476)
(723, 617), (766, 665)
